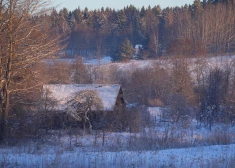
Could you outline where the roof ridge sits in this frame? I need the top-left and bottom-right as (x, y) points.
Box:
(44, 84), (121, 86)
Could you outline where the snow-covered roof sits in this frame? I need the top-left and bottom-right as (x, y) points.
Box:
(43, 84), (122, 111)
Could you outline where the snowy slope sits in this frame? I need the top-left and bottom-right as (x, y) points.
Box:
(95, 55), (235, 81)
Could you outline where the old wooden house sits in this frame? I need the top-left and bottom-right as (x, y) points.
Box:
(41, 84), (126, 130)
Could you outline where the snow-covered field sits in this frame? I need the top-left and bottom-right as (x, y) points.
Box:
(43, 55), (235, 83)
(44, 56), (112, 66)
(1, 118), (235, 168)
(94, 55), (235, 81)
(1, 144), (235, 167)
(85, 56), (112, 65)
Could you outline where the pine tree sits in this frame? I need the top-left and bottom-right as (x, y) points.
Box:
(72, 7), (83, 24)
(119, 38), (135, 61)
(116, 10), (127, 36)
(148, 32), (159, 57)
(152, 5), (162, 17)
(67, 11), (75, 30)
(192, 0), (203, 18)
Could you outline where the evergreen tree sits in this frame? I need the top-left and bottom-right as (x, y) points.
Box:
(148, 32), (159, 57)
(116, 10), (127, 36)
(152, 5), (162, 16)
(50, 8), (59, 26)
(60, 8), (69, 19)
(93, 10), (105, 31)
(67, 11), (75, 30)
(192, 0), (203, 18)
(119, 38), (135, 61)
(72, 7), (83, 24)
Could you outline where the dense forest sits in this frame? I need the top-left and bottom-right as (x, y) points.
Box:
(45, 0), (235, 60)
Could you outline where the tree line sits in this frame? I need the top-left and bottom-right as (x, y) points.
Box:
(47, 0), (235, 60)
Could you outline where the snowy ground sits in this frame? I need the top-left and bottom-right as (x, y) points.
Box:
(84, 56), (112, 65)
(43, 56), (112, 66)
(1, 115), (235, 168)
(1, 144), (235, 167)
(43, 55), (235, 83)
(91, 55), (235, 80)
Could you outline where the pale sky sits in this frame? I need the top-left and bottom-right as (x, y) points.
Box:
(53, 0), (195, 11)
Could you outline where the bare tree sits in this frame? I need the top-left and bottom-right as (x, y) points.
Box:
(37, 88), (59, 131)
(0, 0), (62, 140)
(47, 60), (72, 84)
(169, 56), (196, 105)
(71, 59), (92, 84)
(66, 90), (103, 135)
